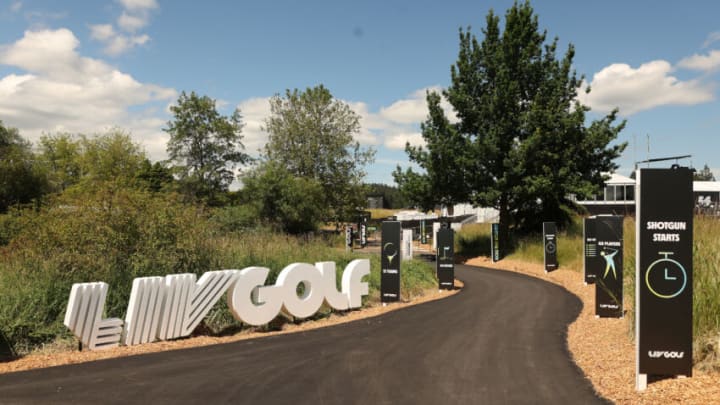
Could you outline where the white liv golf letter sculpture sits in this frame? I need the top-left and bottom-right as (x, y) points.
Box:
(64, 259), (370, 350)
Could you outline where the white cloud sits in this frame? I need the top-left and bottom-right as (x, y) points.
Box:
(0, 28), (176, 162)
(90, 24), (115, 41)
(678, 50), (720, 72)
(90, 0), (156, 56)
(10, 1), (22, 12)
(236, 97), (272, 156)
(703, 32), (720, 48)
(380, 88), (430, 124)
(118, 0), (158, 12)
(578, 60), (714, 115)
(117, 11), (148, 32)
(104, 33), (150, 56)
(384, 132), (425, 150)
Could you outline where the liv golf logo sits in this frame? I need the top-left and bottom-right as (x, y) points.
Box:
(64, 260), (370, 350)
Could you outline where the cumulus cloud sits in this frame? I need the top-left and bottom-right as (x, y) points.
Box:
(678, 50), (720, 72)
(703, 32), (720, 49)
(236, 97), (272, 156)
(118, 0), (158, 11)
(0, 28), (176, 161)
(90, 0), (157, 56)
(578, 60), (714, 115)
(384, 132), (425, 150)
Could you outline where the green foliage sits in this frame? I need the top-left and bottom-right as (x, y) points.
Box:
(241, 162), (325, 234)
(455, 223), (491, 258)
(694, 164), (716, 181)
(38, 133), (82, 192)
(365, 183), (409, 209)
(134, 159), (175, 192)
(264, 85), (375, 223)
(396, 2), (626, 243)
(165, 91), (250, 205)
(39, 131), (150, 194)
(0, 121), (48, 213)
(210, 204), (260, 233)
(394, 91), (469, 211)
(0, 185), (219, 352)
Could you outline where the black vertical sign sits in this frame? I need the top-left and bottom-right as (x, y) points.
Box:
(381, 221), (401, 302)
(543, 222), (558, 272)
(491, 223), (501, 262)
(595, 215), (623, 318)
(345, 226), (353, 251)
(420, 220), (427, 244)
(436, 228), (454, 290)
(583, 217), (598, 284)
(359, 223), (367, 248)
(637, 168), (693, 378)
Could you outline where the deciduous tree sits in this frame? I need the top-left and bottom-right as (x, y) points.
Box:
(263, 85), (374, 223)
(166, 91), (250, 204)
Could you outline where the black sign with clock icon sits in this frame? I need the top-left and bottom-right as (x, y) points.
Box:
(637, 167), (693, 378)
(543, 222), (558, 272)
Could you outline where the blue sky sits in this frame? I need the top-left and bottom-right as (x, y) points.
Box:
(1, 0), (719, 185)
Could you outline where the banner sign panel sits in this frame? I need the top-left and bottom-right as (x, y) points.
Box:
(543, 222), (558, 272)
(637, 167), (693, 380)
(583, 217), (598, 284)
(381, 221), (401, 302)
(595, 215), (623, 318)
(359, 223), (367, 248)
(345, 226), (353, 250)
(421, 220), (427, 244)
(491, 223), (500, 262)
(436, 228), (455, 290)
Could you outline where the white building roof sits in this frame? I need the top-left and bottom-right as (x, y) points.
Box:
(605, 172), (635, 185)
(694, 181), (720, 193)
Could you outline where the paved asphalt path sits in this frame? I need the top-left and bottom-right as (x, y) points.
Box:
(0, 264), (608, 404)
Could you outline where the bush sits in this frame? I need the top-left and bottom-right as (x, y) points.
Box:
(0, 187), (219, 353)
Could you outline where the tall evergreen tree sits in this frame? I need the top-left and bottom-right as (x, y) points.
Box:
(395, 1), (626, 246)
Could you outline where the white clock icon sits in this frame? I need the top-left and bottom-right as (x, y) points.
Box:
(645, 252), (687, 299)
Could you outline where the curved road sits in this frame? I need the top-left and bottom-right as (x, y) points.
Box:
(0, 265), (608, 404)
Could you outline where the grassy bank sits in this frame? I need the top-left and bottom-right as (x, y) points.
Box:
(0, 189), (437, 356)
(457, 216), (720, 370)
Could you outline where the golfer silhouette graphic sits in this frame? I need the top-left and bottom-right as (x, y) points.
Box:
(600, 248), (618, 279)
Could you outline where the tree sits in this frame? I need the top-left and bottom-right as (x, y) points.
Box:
(242, 162), (324, 234)
(263, 85), (375, 223)
(165, 91), (250, 204)
(395, 1), (626, 246)
(0, 121), (47, 213)
(38, 133), (82, 192)
(365, 183), (409, 209)
(39, 130), (148, 194)
(694, 164), (716, 181)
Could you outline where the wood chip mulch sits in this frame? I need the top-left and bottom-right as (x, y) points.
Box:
(466, 256), (720, 405)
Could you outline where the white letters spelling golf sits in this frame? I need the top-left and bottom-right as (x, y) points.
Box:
(64, 259), (370, 350)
